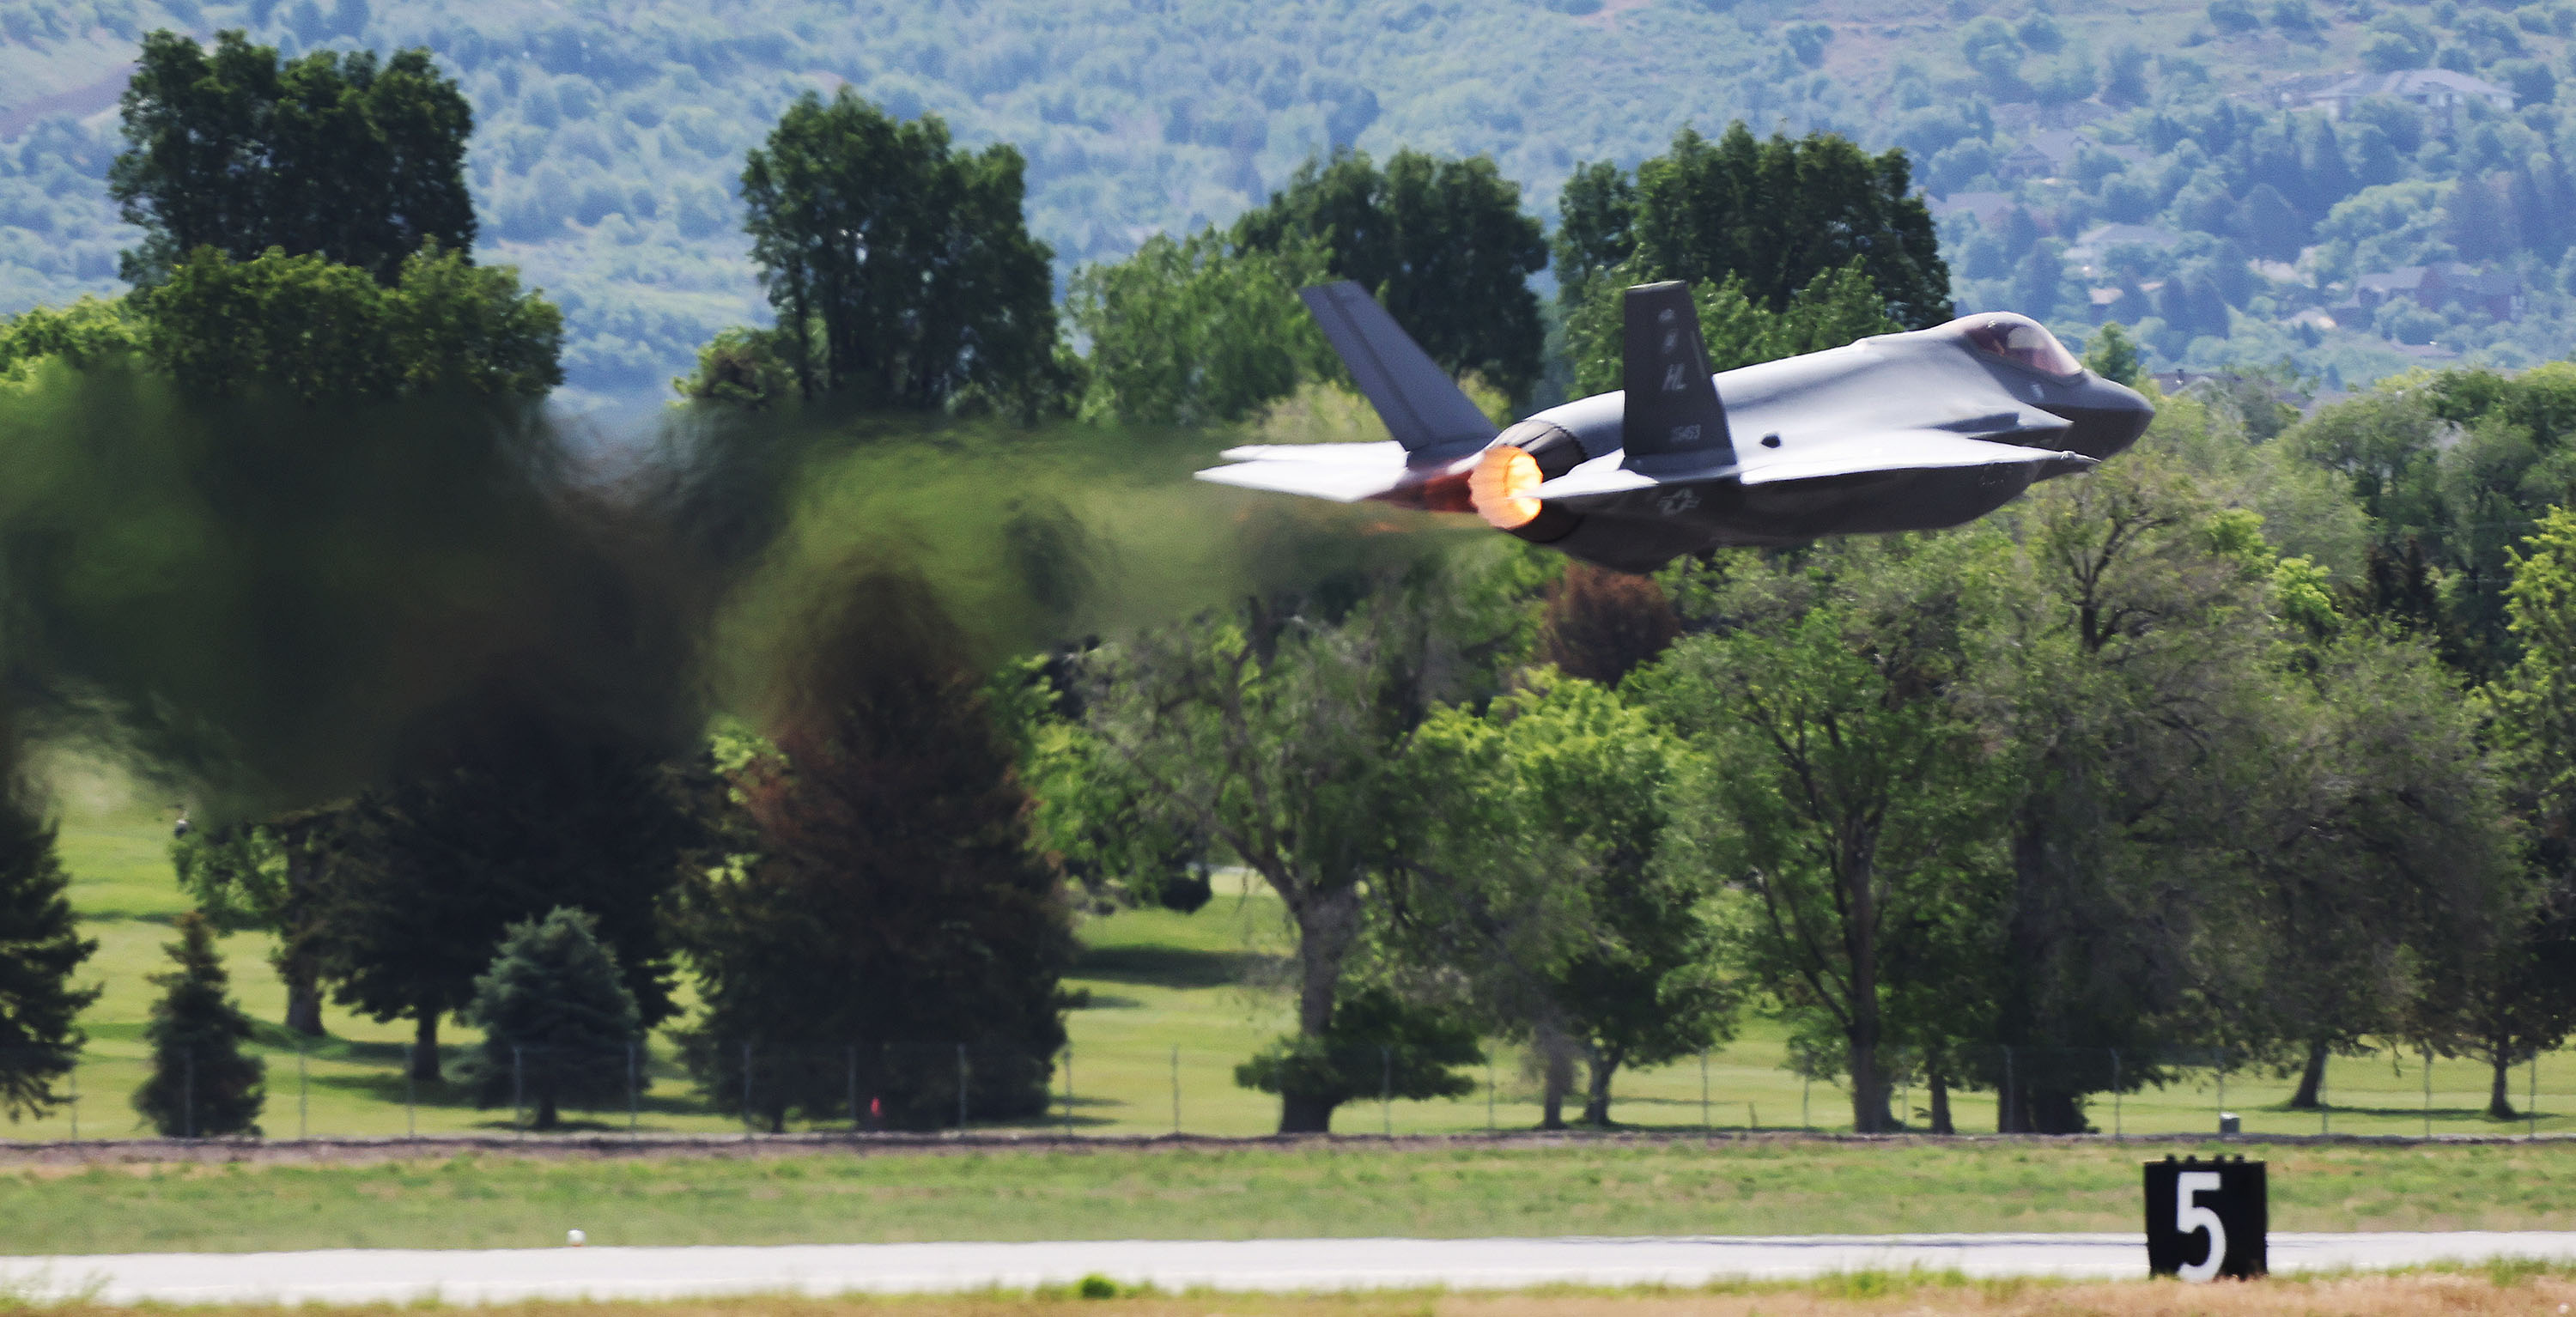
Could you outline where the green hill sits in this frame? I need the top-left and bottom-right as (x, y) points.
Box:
(3, 0), (2573, 404)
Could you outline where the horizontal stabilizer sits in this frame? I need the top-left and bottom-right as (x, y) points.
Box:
(1299, 282), (1498, 454)
(1195, 455), (1413, 503)
(1735, 432), (2094, 486)
(1216, 440), (1411, 464)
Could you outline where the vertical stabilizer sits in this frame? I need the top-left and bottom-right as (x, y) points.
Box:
(1619, 281), (1735, 469)
(1299, 282), (1499, 454)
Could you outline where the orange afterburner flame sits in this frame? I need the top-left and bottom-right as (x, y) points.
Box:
(1470, 445), (1543, 530)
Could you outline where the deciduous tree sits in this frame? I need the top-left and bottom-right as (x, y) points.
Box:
(1234, 149), (1550, 403)
(739, 91), (1064, 414)
(111, 30), (475, 287)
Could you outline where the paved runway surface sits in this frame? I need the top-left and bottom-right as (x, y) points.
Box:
(7, 1233), (2576, 1304)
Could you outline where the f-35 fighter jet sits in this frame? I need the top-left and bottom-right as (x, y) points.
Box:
(1195, 280), (2154, 573)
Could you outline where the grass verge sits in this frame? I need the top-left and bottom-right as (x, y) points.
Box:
(14, 1271), (2576, 1316)
(4, 1138), (2576, 1255)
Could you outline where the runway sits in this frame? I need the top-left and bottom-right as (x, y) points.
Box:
(7, 1233), (2576, 1304)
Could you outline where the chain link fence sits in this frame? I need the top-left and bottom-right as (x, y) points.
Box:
(1, 1039), (2566, 1141)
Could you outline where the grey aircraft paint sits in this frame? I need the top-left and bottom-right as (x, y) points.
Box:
(1196, 280), (2154, 573)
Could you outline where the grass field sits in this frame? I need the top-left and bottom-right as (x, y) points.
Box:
(3, 1139), (2575, 1254)
(16, 1274), (2576, 1317)
(21, 771), (2576, 1143)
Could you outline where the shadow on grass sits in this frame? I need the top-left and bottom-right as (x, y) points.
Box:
(1071, 945), (1277, 989)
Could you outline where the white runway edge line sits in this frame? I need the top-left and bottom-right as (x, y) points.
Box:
(7, 1234), (2576, 1305)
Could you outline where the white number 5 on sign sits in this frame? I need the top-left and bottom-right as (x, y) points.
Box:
(2175, 1170), (2226, 1282)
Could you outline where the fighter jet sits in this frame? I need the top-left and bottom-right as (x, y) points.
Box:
(1195, 280), (2154, 573)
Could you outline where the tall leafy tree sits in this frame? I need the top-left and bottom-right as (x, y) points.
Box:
(140, 246), (562, 401)
(133, 911), (265, 1138)
(1648, 534), (2012, 1134)
(1073, 559), (1532, 1132)
(322, 696), (694, 1082)
(738, 90), (1064, 413)
(110, 30), (475, 287)
(170, 810), (337, 1035)
(677, 573), (1075, 1131)
(1067, 228), (1342, 428)
(0, 731), (99, 1121)
(1387, 671), (1735, 1127)
(1562, 124), (1951, 331)
(459, 907), (643, 1131)
(1234, 148), (1550, 402)
(1564, 258), (1900, 396)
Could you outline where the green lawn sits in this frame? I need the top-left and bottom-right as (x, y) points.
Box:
(20, 774), (2576, 1143)
(7, 1139), (2576, 1255)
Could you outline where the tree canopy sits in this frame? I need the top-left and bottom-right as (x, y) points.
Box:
(110, 29), (476, 287)
(1233, 148), (1550, 403)
(1561, 125), (1952, 331)
(738, 90), (1064, 413)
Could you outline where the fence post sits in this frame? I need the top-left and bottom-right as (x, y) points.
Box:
(513, 1046), (525, 1135)
(1062, 1045), (1074, 1138)
(404, 1043), (416, 1138)
(2424, 1047), (2433, 1138)
(184, 1047), (196, 1139)
(628, 1041), (639, 1139)
(1700, 1050), (1710, 1132)
(1170, 1046), (1180, 1136)
(2531, 1050), (2539, 1138)
(298, 1041), (308, 1141)
(957, 1043), (969, 1131)
(1381, 1046), (1393, 1137)
(69, 1064), (78, 1142)
(1801, 1076), (1808, 1131)
(740, 1042), (753, 1135)
(1486, 1054), (1496, 1136)
(2321, 1052), (2330, 1137)
(2217, 1047), (2227, 1132)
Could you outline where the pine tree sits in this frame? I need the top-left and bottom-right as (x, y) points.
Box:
(677, 572), (1075, 1132)
(459, 907), (641, 1131)
(0, 764), (100, 1120)
(134, 911), (264, 1138)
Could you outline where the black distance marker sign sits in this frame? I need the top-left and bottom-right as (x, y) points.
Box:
(2143, 1156), (2267, 1280)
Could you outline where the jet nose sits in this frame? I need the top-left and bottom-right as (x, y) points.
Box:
(2053, 375), (2154, 459)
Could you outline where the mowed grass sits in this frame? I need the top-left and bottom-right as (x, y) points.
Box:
(25, 760), (2576, 1141)
(19, 1273), (2576, 1317)
(3, 1139), (2575, 1254)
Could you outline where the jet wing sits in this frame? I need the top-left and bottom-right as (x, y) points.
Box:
(1734, 431), (2095, 486)
(1216, 441), (1410, 464)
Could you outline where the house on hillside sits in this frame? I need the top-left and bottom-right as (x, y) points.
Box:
(2062, 222), (2184, 274)
(1929, 191), (2017, 228)
(2348, 262), (2523, 320)
(1995, 130), (2148, 181)
(2308, 69), (2515, 120)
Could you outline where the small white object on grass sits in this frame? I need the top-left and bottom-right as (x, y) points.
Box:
(568, 1229), (586, 1247)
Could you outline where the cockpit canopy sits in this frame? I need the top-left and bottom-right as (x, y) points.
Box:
(1953, 313), (2083, 378)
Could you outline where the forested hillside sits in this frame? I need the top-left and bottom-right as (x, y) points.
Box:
(2, 0), (2573, 401)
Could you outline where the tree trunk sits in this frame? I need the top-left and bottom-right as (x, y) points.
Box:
(534, 1089), (559, 1132)
(2490, 1050), (2518, 1120)
(1535, 1024), (1574, 1130)
(1580, 1047), (1622, 1126)
(278, 841), (327, 1037)
(1843, 847), (1887, 1133)
(1929, 1071), (1954, 1135)
(1279, 1092), (1338, 1134)
(283, 966), (324, 1037)
(1278, 882), (1360, 1136)
(2287, 1038), (2329, 1110)
(410, 1011), (440, 1082)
